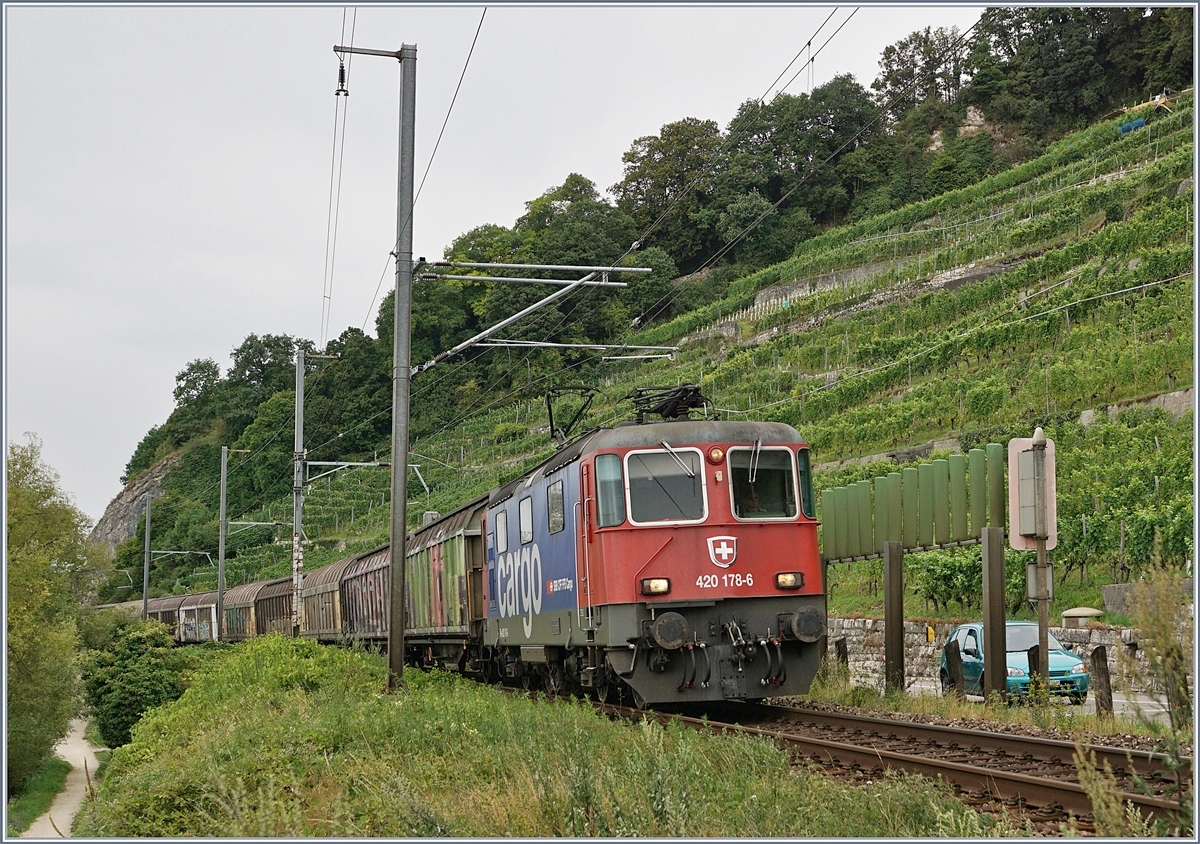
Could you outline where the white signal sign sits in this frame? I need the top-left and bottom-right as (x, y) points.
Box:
(1007, 435), (1057, 551)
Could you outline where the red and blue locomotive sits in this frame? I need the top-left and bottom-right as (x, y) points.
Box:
(473, 385), (826, 706)
(126, 386), (827, 709)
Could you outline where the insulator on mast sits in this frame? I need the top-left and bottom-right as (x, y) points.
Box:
(335, 61), (349, 97)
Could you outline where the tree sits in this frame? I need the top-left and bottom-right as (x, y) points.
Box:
(222, 333), (314, 437)
(621, 246), (677, 324)
(172, 358), (221, 407)
(1139, 7), (1194, 98)
(961, 8), (1167, 135)
(714, 78), (875, 242)
(231, 390), (297, 502)
(872, 27), (966, 123)
(7, 435), (108, 793)
(611, 117), (724, 272)
(82, 622), (184, 748)
(717, 190), (791, 268)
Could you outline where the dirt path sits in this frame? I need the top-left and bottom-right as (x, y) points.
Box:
(21, 719), (101, 838)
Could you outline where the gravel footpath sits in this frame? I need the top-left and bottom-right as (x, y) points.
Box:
(21, 719), (101, 839)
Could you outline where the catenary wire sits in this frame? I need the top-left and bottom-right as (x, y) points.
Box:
(776, 8), (858, 99)
(405, 7), (868, 436)
(758, 7), (839, 103)
(621, 19), (981, 331)
(322, 8), (358, 346)
(425, 7), (865, 398)
(328, 12), (963, 480)
(361, 6), (488, 332)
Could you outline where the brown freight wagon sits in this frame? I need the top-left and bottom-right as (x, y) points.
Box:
(222, 579), (281, 642)
(145, 595), (187, 639)
(179, 591), (218, 643)
(255, 577), (296, 635)
(300, 556), (358, 643)
(340, 546), (391, 645)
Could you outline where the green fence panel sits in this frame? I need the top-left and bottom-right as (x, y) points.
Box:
(933, 459), (951, 545)
(857, 480), (873, 556)
(846, 484), (861, 558)
(888, 472), (903, 543)
(902, 466), (919, 548)
(968, 448), (987, 538)
(821, 489), (835, 560)
(874, 475), (889, 554)
(986, 442), (1006, 530)
(834, 486), (850, 560)
(949, 453), (968, 542)
(918, 463), (935, 547)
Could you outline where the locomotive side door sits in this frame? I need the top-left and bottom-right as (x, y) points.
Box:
(484, 511), (498, 620)
(576, 462), (594, 626)
(467, 513), (485, 627)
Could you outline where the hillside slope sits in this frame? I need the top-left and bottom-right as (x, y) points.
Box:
(96, 97), (1193, 613)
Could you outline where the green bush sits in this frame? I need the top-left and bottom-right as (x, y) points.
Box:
(77, 607), (137, 652)
(83, 622), (184, 749)
(909, 548), (982, 612)
(490, 421), (526, 443)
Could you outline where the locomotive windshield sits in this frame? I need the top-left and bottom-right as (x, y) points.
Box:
(729, 447), (798, 520)
(627, 449), (705, 523)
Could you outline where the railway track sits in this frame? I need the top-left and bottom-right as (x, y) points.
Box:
(589, 699), (1190, 830)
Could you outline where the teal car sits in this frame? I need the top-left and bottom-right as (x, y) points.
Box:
(939, 621), (1090, 703)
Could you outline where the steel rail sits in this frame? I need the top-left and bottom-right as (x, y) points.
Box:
(770, 705), (1192, 786)
(587, 700), (1184, 824)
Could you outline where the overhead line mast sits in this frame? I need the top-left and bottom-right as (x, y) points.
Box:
(333, 45), (652, 689)
(334, 40), (417, 689)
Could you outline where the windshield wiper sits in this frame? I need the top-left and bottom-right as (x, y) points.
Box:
(748, 438), (762, 483)
(659, 440), (695, 478)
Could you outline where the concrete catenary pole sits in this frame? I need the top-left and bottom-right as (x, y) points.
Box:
(388, 43), (417, 689)
(142, 495), (152, 620)
(217, 445), (228, 643)
(292, 348), (305, 637)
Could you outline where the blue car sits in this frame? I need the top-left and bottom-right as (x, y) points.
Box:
(939, 621), (1090, 703)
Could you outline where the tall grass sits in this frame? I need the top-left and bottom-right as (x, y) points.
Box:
(75, 635), (1000, 837)
(6, 757), (71, 835)
(801, 662), (1165, 739)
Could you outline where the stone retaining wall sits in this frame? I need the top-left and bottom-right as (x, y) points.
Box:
(826, 615), (1183, 694)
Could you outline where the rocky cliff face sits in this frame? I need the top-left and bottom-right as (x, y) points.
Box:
(88, 454), (180, 552)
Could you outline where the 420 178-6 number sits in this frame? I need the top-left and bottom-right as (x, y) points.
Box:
(696, 573), (754, 588)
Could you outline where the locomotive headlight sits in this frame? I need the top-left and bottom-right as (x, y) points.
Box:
(707, 447), (724, 464)
(641, 578), (671, 595)
(775, 572), (803, 589)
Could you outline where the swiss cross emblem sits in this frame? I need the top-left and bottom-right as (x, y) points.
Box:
(707, 535), (738, 568)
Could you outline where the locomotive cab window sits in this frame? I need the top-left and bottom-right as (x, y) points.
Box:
(729, 446), (798, 520)
(595, 454), (626, 527)
(797, 447), (816, 519)
(495, 509), (509, 554)
(519, 497), (534, 544)
(547, 480), (565, 534)
(626, 448), (706, 524)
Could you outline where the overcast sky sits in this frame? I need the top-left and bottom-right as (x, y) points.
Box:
(5, 3), (983, 523)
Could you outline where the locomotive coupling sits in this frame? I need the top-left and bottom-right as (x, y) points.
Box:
(650, 611), (689, 649)
(789, 605), (826, 643)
